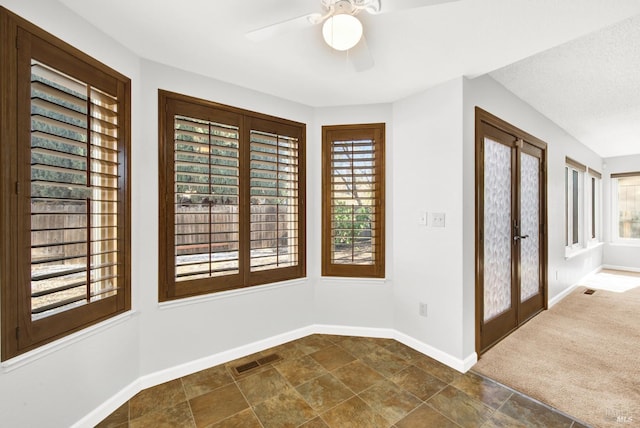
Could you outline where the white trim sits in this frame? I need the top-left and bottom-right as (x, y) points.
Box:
(137, 326), (314, 390)
(565, 164), (584, 250)
(158, 278), (309, 310)
(611, 175), (640, 243)
(313, 324), (395, 339)
(0, 311), (138, 373)
(318, 277), (389, 286)
(586, 241), (605, 250)
(461, 352), (479, 372)
(549, 266), (602, 308)
(393, 330), (477, 373)
(548, 284), (579, 308)
(71, 324), (475, 427)
(564, 241), (603, 260)
(608, 239), (640, 247)
(72, 378), (143, 428)
(72, 325), (314, 428)
(312, 324), (476, 371)
(602, 264), (640, 273)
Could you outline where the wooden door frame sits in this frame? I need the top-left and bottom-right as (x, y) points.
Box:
(475, 107), (548, 356)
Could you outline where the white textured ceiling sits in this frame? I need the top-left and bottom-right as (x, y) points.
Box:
(56, 0), (640, 157)
(490, 14), (640, 158)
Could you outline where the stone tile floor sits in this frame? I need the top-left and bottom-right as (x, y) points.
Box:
(96, 335), (590, 427)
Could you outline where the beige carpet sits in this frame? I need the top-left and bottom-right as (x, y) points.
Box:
(473, 271), (640, 428)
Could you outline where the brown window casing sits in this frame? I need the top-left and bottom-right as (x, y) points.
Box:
(565, 157), (586, 172)
(158, 91), (306, 300)
(321, 123), (385, 278)
(0, 7), (131, 361)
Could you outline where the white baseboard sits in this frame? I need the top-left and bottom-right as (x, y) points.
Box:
(73, 379), (142, 428)
(73, 326), (314, 428)
(548, 284), (578, 308)
(312, 324), (476, 372)
(313, 324), (395, 339)
(602, 264), (640, 273)
(548, 265), (606, 308)
(393, 330), (477, 373)
(138, 326), (314, 391)
(73, 324), (474, 427)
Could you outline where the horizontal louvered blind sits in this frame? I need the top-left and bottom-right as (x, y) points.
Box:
(159, 91), (305, 300)
(249, 130), (300, 272)
(30, 60), (121, 320)
(322, 123), (385, 278)
(330, 138), (378, 265)
(173, 115), (240, 281)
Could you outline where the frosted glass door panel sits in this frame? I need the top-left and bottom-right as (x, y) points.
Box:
(483, 138), (512, 322)
(520, 152), (540, 301)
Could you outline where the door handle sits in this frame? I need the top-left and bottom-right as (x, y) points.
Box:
(513, 234), (529, 241)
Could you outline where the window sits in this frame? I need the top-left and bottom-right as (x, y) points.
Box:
(588, 168), (601, 242)
(158, 91), (306, 300)
(1, 9), (131, 360)
(322, 124), (385, 278)
(565, 157), (585, 249)
(612, 172), (640, 241)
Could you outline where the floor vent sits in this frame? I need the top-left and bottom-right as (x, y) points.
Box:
(233, 353), (281, 375)
(584, 289), (596, 295)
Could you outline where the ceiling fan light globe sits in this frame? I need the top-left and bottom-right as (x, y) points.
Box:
(322, 14), (363, 51)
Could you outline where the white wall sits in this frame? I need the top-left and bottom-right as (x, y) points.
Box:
(603, 154), (640, 270)
(0, 2), (318, 426)
(311, 105), (395, 329)
(462, 75), (604, 352)
(137, 61), (316, 376)
(0, 1), (143, 427)
(0, 2), (622, 427)
(392, 78), (466, 360)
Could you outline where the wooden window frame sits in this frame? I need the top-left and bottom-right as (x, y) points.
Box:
(158, 91), (306, 301)
(0, 7), (131, 361)
(321, 123), (385, 278)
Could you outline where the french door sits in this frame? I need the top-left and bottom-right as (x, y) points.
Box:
(475, 108), (548, 355)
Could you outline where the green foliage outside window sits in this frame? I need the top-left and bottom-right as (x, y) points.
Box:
(333, 201), (372, 246)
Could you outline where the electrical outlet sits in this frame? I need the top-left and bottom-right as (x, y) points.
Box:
(419, 302), (427, 317)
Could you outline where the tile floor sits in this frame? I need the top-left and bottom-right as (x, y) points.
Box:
(96, 335), (589, 428)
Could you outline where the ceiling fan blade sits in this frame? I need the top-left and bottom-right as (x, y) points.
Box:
(246, 13), (322, 42)
(376, 0), (460, 14)
(349, 35), (374, 72)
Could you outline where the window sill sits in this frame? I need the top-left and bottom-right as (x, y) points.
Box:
(158, 278), (308, 310)
(587, 240), (604, 249)
(319, 277), (389, 286)
(1, 310), (138, 373)
(608, 240), (640, 247)
(564, 242), (604, 260)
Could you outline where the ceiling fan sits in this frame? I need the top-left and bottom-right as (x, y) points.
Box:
(246, 0), (459, 72)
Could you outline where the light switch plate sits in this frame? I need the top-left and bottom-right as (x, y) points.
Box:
(431, 212), (446, 227)
(418, 212), (428, 226)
